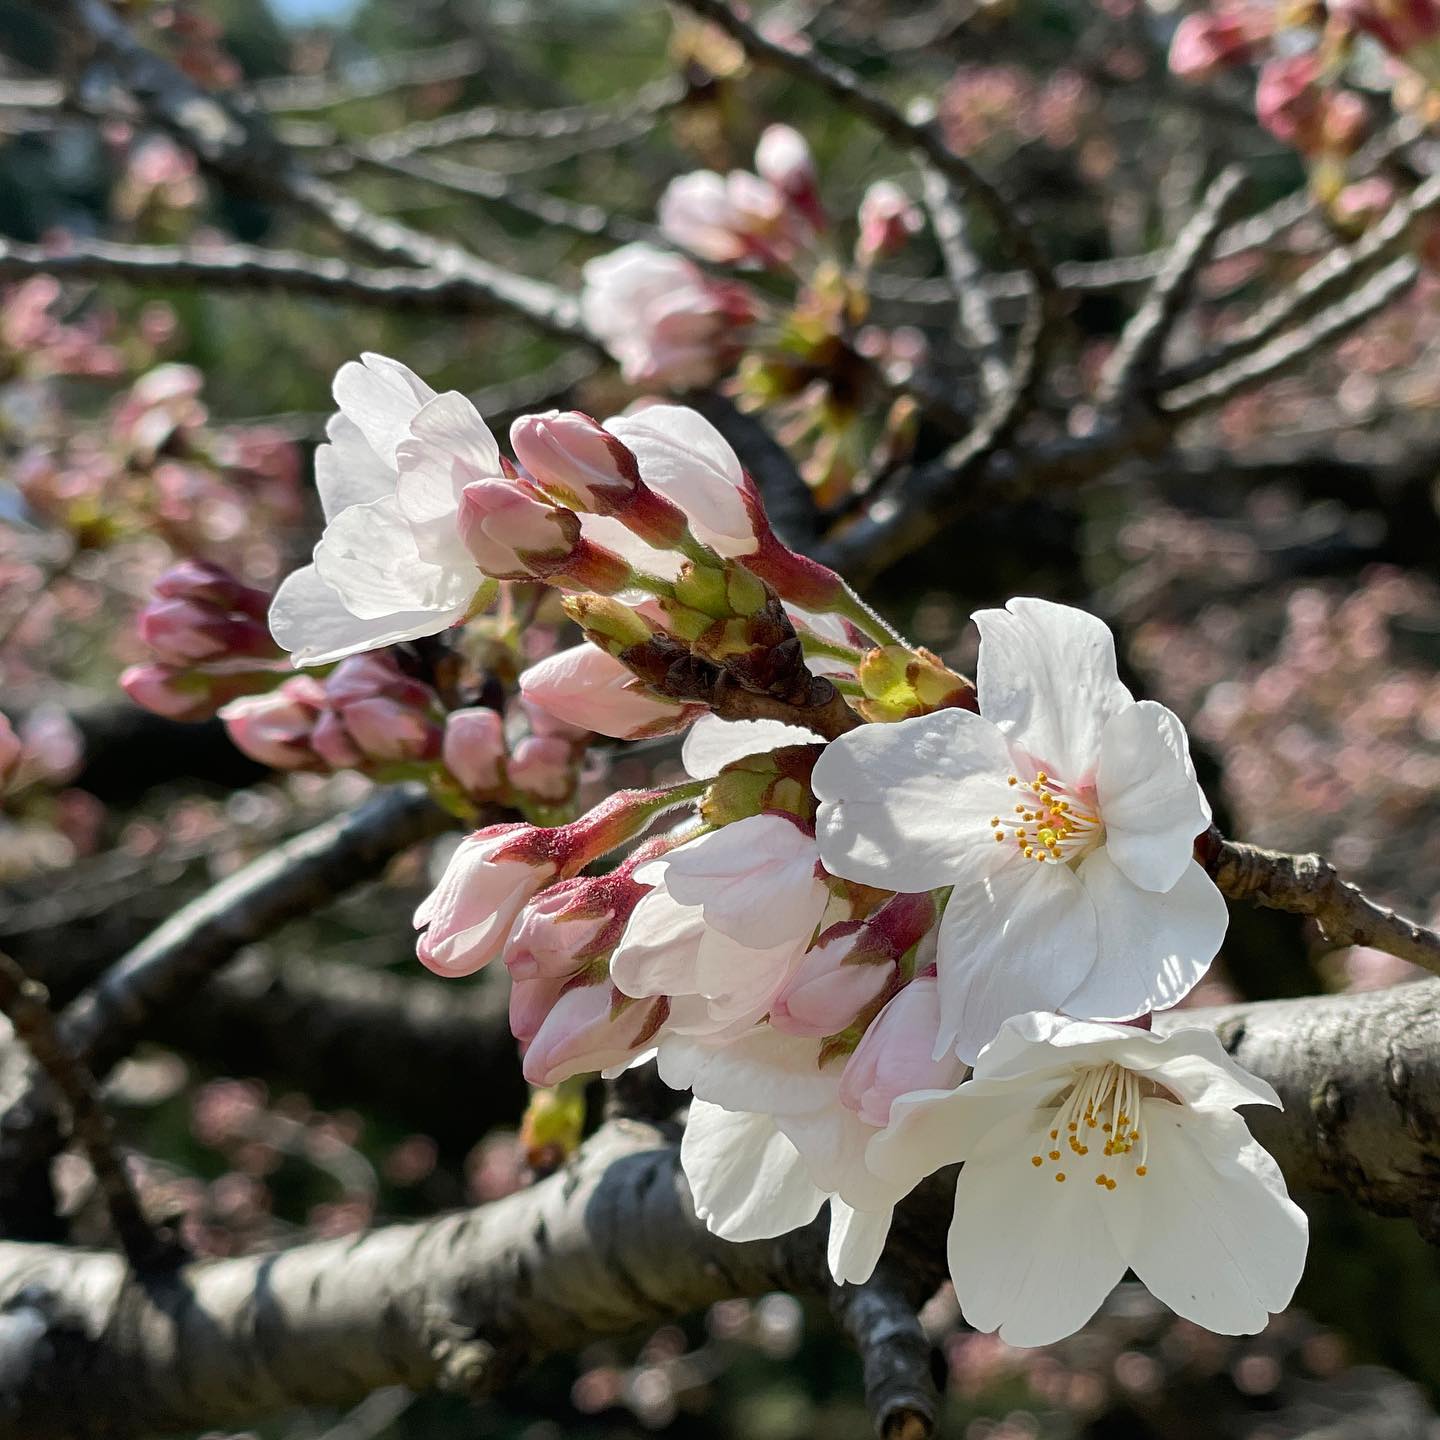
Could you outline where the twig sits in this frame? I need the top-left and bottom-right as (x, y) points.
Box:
(1097, 165), (1248, 406)
(1198, 828), (1440, 977)
(1159, 258), (1417, 419)
(0, 234), (496, 312)
(246, 40), (484, 112)
(1162, 173), (1440, 391)
(0, 952), (175, 1269)
(830, 1270), (940, 1440)
(672, 0), (1056, 307)
(61, 784), (456, 1077)
(921, 165), (1008, 402)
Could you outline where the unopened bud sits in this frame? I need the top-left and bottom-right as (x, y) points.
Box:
(856, 644), (975, 722)
(442, 707), (506, 796)
(856, 181), (923, 262)
(562, 595), (657, 655)
(122, 663), (273, 722)
(755, 123), (826, 230)
(219, 678), (328, 770)
(508, 735), (574, 802)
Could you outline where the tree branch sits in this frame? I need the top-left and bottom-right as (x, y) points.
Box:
(0, 953), (176, 1270)
(0, 979), (1439, 1434)
(1200, 829), (1440, 979)
(830, 1268), (941, 1440)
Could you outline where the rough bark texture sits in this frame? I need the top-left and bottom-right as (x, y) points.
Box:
(0, 983), (1433, 1435)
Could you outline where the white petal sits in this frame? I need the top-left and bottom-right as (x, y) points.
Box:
(1097, 701), (1212, 892)
(608, 886), (705, 999)
(657, 1029), (838, 1115)
(974, 597), (1132, 781)
(662, 815), (826, 947)
(332, 352), (436, 467)
(395, 391), (502, 528)
(1131, 1024), (1282, 1112)
(315, 413), (396, 521)
(269, 564), (465, 667)
(681, 715), (822, 780)
(1061, 853), (1225, 1022)
(682, 1102), (826, 1241)
(777, 1104), (902, 1211)
(578, 513), (683, 580)
(868, 1078), (1055, 1190)
(312, 495), (474, 620)
(1105, 1103), (1307, 1333)
(935, 861), (1098, 1063)
(827, 1200), (894, 1285)
(948, 1114), (1127, 1347)
(813, 708), (1016, 893)
(605, 405), (754, 556)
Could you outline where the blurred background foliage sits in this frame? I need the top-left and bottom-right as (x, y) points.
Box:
(1, 0), (1439, 1435)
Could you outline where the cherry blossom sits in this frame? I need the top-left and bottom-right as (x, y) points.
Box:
(813, 597), (1227, 1061)
(866, 1012), (1308, 1346)
(269, 354), (495, 666)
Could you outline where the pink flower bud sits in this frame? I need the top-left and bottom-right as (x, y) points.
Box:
(506, 874), (640, 979)
(510, 411), (690, 550)
(122, 663), (268, 722)
(856, 181), (923, 262)
(1168, 9), (1269, 80)
(659, 169), (811, 268)
(0, 715), (21, 789)
(1333, 0), (1440, 80)
(769, 929), (893, 1037)
(443, 707), (506, 796)
(1254, 57), (1367, 156)
(507, 735), (574, 802)
(510, 972), (568, 1046)
(755, 124), (825, 230)
(138, 562), (276, 667)
(152, 559), (269, 619)
(311, 654), (442, 768)
(458, 479), (631, 593)
(219, 678), (328, 770)
(521, 983), (662, 1086)
(309, 709), (365, 770)
(519, 643), (697, 740)
(581, 244), (759, 388)
(416, 824), (560, 977)
(839, 978), (964, 1128)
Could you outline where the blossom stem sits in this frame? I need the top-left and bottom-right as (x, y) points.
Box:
(832, 584), (909, 648)
(800, 635), (866, 665)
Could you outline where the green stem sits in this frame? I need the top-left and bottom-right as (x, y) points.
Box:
(832, 584), (909, 649)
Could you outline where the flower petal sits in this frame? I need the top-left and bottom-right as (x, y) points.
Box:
(935, 860), (1098, 1063)
(682, 1101), (827, 1241)
(1105, 1103), (1307, 1333)
(681, 715), (822, 780)
(315, 413), (397, 521)
(813, 708), (1016, 893)
(827, 1200), (894, 1285)
(332, 352), (436, 467)
(313, 495), (475, 621)
(661, 815), (826, 947)
(948, 1113), (1127, 1347)
(1097, 701), (1212, 892)
(606, 405), (754, 556)
(657, 1028), (838, 1115)
(974, 597), (1132, 781)
(269, 564), (466, 667)
(394, 391), (502, 527)
(1060, 852), (1225, 1022)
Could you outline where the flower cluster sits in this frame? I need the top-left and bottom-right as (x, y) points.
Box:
(265, 351), (1308, 1350)
(578, 127), (928, 503)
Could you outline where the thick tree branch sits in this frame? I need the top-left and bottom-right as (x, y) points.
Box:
(830, 1268), (941, 1440)
(0, 954), (175, 1270)
(1200, 829), (1440, 978)
(0, 980), (1439, 1434)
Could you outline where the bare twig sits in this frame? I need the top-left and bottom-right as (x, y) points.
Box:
(921, 166), (1008, 402)
(0, 953), (174, 1269)
(60, 784), (456, 1077)
(831, 1269), (940, 1440)
(1199, 829), (1440, 978)
(1162, 173), (1440, 391)
(0, 234), (500, 313)
(672, 0), (1056, 306)
(1159, 258), (1417, 419)
(1097, 165), (1248, 406)
(246, 39), (484, 112)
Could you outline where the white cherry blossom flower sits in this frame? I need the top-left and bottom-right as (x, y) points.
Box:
(670, 981), (964, 1284)
(813, 597), (1227, 1061)
(866, 1012), (1308, 1346)
(270, 354), (496, 666)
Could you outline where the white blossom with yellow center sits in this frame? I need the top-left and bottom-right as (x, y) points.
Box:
(813, 597), (1228, 1062)
(865, 1012), (1309, 1347)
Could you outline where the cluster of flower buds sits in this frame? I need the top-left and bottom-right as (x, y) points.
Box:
(219, 652), (443, 774)
(122, 561), (284, 721)
(1168, 6), (1272, 79)
(262, 351), (1308, 1350)
(659, 125), (824, 269)
(1255, 56), (1369, 159)
(1332, 0), (1440, 85)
